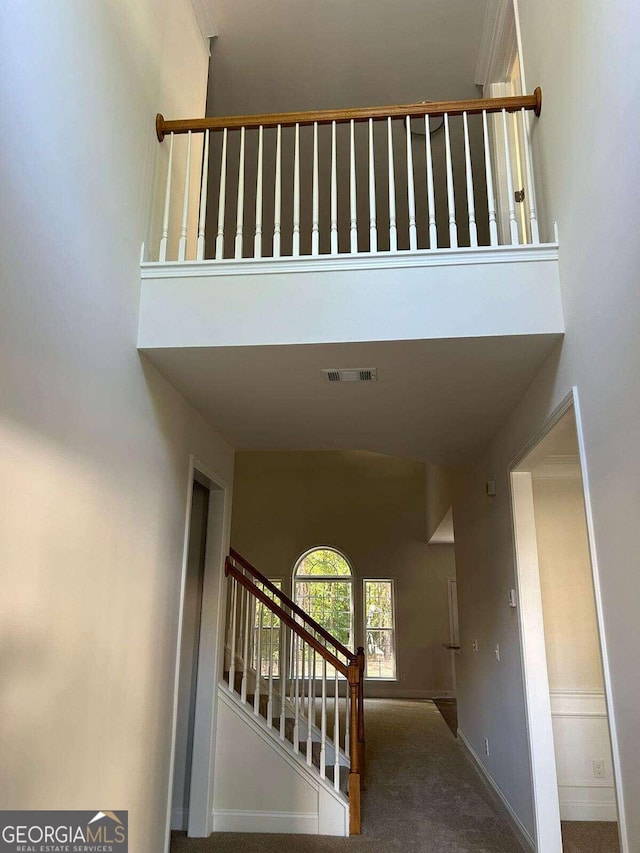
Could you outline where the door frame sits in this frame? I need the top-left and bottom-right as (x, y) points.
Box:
(508, 388), (628, 852)
(164, 455), (232, 850)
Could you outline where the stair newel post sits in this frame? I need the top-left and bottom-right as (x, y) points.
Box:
(348, 660), (362, 835)
(356, 646), (366, 784)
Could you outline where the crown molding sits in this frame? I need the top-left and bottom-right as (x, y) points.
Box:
(190, 0), (218, 53)
(475, 0), (517, 87)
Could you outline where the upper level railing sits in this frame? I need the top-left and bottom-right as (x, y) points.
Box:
(224, 551), (365, 833)
(147, 89), (543, 264)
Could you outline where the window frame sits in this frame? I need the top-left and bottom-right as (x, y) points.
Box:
(292, 546), (355, 674)
(362, 577), (398, 682)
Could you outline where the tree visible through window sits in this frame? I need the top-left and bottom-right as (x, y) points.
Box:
(294, 547), (353, 678)
(364, 580), (396, 679)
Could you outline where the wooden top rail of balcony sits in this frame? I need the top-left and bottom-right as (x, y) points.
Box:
(156, 88), (542, 140)
(229, 547), (356, 663)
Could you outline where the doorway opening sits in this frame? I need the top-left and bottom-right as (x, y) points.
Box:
(166, 460), (230, 851)
(510, 396), (624, 852)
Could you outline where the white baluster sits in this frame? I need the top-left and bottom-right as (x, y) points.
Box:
(424, 116), (437, 248)
(254, 125), (263, 258)
(280, 624), (288, 740)
(502, 109), (519, 245)
(312, 649), (317, 729)
(273, 124), (282, 258)
(405, 116), (417, 251)
(293, 633), (300, 752)
(241, 586), (250, 702)
(159, 132), (174, 262)
(267, 608), (274, 727)
(215, 128), (228, 260)
(349, 120), (358, 253)
(228, 577), (237, 691)
(196, 129), (210, 261)
(482, 110), (499, 246)
(387, 117), (398, 252)
(368, 118), (377, 252)
(462, 112), (478, 248)
(444, 113), (458, 248)
(254, 603), (263, 715)
(293, 123), (301, 256)
(330, 121), (338, 254)
(178, 130), (192, 261)
(521, 108), (540, 244)
(320, 658), (327, 779)
(306, 648), (314, 764)
(333, 670), (340, 791)
(312, 122), (320, 255)
(235, 127), (246, 258)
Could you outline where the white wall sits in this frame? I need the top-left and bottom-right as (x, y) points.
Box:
(231, 451), (456, 698)
(0, 4), (232, 853)
(454, 0), (640, 845)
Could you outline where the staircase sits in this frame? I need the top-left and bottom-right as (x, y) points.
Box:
(214, 549), (365, 836)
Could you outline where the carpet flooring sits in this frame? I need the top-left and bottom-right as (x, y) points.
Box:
(561, 820), (620, 852)
(171, 699), (522, 852)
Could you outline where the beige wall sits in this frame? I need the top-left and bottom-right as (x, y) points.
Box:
(454, 1), (639, 843)
(231, 451), (456, 697)
(532, 476), (603, 693)
(0, 4), (230, 853)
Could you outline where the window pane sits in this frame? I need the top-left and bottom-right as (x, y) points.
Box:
(294, 577), (354, 680)
(364, 581), (396, 679)
(295, 548), (351, 577)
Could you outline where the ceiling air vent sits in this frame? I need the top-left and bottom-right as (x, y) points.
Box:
(322, 368), (378, 383)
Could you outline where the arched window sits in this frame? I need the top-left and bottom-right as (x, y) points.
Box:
(293, 547), (354, 658)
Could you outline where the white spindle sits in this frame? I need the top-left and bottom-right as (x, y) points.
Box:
(235, 127), (246, 258)
(462, 112), (478, 248)
(293, 123), (301, 256)
(482, 110), (499, 246)
(333, 670), (340, 791)
(320, 658), (327, 779)
(424, 117), (437, 248)
(228, 577), (237, 691)
(306, 649), (314, 764)
(254, 126), (264, 258)
(177, 131), (192, 261)
(215, 128), (228, 260)
(502, 109), (519, 244)
(241, 586), (250, 702)
(254, 604), (263, 715)
(405, 116), (417, 251)
(312, 122), (320, 255)
(267, 609), (274, 727)
(330, 121), (338, 254)
(196, 130), (210, 260)
(368, 118), (377, 252)
(273, 125), (282, 258)
(349, 120), (358, 253)
(444, 113), (458, 248)
(387, 117), (398, 251)
(280, 625), (288, 740)
(521, 108), (540, 243)
(312, 649), (317, 729)
(159, 132), (174, 262)
(293, 633), (300, 752)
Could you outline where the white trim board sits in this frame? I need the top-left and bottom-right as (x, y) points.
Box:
(457, 729), (535, 852)
(212, 810), (318, 834)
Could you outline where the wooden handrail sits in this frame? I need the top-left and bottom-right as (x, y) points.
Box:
(229, 548), (355, 662)
(156, 88), (542, 140)
(226, 558), (349, 677)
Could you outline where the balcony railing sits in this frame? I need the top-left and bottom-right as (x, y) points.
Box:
(146, 89), (543, 265)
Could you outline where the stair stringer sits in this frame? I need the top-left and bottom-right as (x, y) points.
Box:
(212, 685), (349, 836)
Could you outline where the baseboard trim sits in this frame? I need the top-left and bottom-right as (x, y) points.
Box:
(457, 729), (535, 852)
(212, 809), (318, 834)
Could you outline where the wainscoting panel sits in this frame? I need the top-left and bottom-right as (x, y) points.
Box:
(550, 690), (617, 822)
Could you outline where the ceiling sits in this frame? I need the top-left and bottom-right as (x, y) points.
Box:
(207, 0), (489, 117)
(143, 334), (561, 464)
